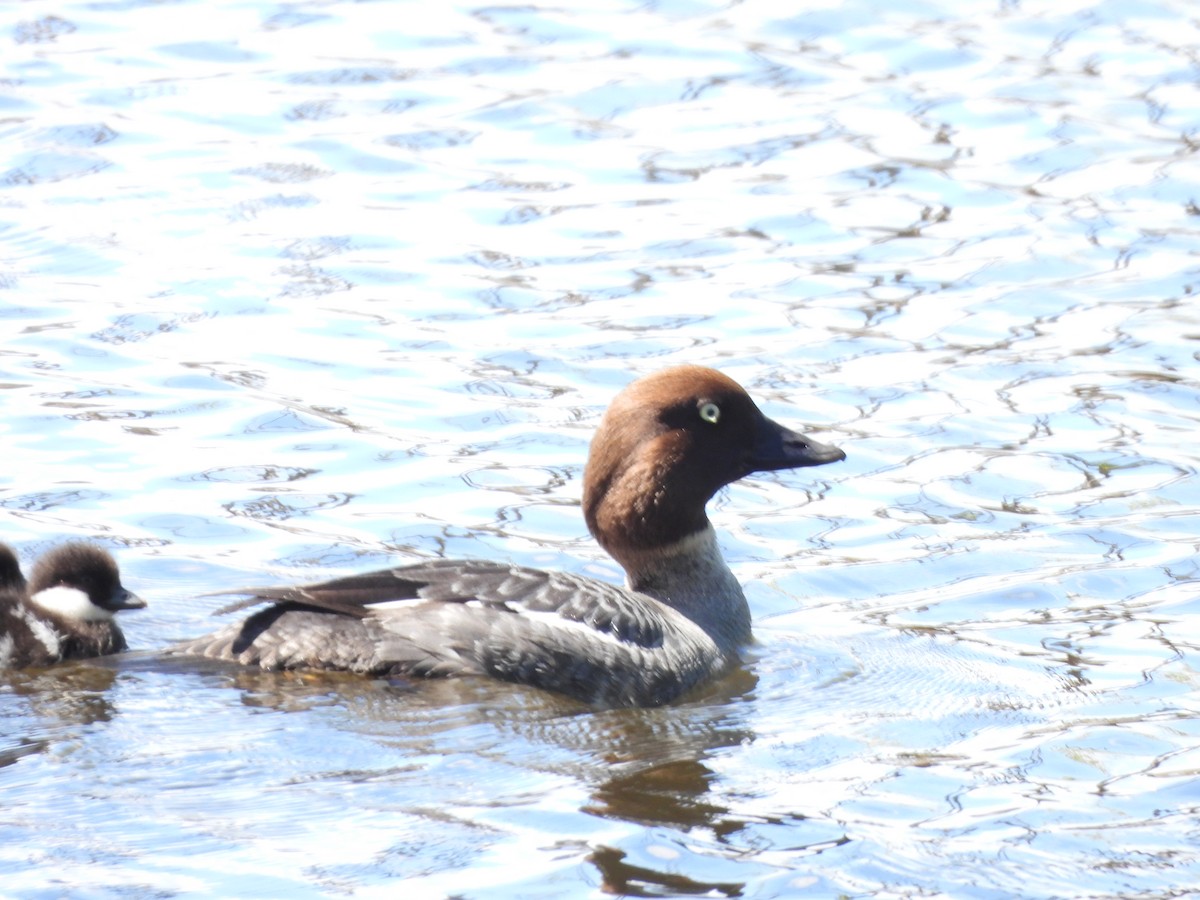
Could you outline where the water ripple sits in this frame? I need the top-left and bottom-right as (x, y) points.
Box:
(0, 0), (1198, 896)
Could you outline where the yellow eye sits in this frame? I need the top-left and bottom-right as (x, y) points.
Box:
(699, 402), (721, 424)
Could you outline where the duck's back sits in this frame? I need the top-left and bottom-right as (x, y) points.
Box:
(177, 559), (727, 706)
(0, 602), (53, 668)
(0, 546), (51, 668)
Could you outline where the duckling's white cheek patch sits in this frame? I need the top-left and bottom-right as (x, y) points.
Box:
(29, 586), (114, 622)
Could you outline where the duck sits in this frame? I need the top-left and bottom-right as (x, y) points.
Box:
(0, 542), (145, 668)
(173, 365), (845, 706)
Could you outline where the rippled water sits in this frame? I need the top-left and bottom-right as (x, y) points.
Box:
(2, 0), (1198, 896)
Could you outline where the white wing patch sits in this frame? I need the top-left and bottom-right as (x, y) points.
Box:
(365, 597), (428, 612)
(17, 606), (61, 657)
(29, 586), (113, 622)
(495, 606), (642, 652)
(0, 634), (13, 667)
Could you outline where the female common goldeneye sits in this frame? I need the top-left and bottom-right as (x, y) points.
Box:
(174, 365), (845, 706)
(0, 542), (144, 668)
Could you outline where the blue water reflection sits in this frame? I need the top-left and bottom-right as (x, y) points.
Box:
(0, 0), (1198, 896)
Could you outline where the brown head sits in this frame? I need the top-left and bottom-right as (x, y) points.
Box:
(581, 365), (844, 565)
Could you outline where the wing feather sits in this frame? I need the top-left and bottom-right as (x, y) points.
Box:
(178, 559), (719, 705)
(205, 559), (669, 650)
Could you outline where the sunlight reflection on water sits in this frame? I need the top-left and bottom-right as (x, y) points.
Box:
(1, 0), (1199, 896)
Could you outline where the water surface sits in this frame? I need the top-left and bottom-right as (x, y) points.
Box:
(1, 0), (1198, 897)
